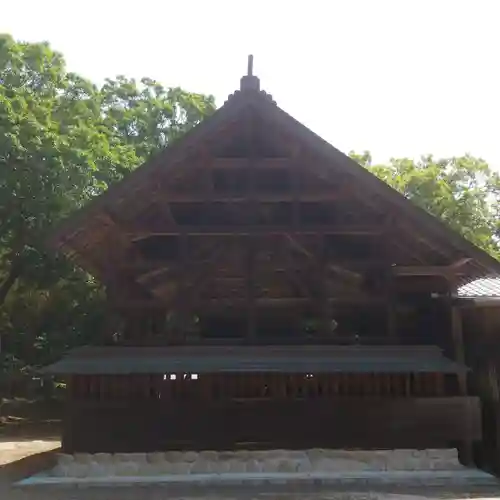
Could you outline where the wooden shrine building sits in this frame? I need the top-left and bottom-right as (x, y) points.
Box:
(44, 57), (500, 470)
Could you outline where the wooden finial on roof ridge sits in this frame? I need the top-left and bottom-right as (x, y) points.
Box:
(247, 54), (254, 76)
(240, 54), (260, 92)
(225, 55), (276, 104)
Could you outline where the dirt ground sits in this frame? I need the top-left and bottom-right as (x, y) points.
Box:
(2, 400), (500, 499)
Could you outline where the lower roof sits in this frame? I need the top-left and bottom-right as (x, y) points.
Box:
(458, 277), (500, 298)
(42, 345), (467, 375)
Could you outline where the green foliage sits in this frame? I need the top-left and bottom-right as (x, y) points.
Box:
(0, 35), (215, 374)
(349, 152), (500, 259)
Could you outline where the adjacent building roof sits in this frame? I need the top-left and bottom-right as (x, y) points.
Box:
(42, 345), (467, 375)
(458, 277), (500, 299)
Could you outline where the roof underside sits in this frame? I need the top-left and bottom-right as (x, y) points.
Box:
(42, 345), (467, 375)
(47, 84), (500, 310)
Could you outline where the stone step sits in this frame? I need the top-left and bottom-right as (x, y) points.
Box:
(15, 448), (500, 487)
(50, 449), (466, 478)
(17, 469), (499, 488)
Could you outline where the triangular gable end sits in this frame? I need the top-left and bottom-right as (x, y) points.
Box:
(48, 59), (500, 294)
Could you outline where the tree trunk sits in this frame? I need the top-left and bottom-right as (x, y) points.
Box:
(0, 261), (22, 307)
(0, 259), (23, 355)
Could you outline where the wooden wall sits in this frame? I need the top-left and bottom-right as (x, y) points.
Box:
(461, 304), (500, 472)
(63, 372), (479, 454)
(63, 396), (481, 453)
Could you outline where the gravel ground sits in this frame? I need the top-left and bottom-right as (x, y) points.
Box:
(2, 441), (500, 500)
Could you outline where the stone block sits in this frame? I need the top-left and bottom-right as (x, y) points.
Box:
(164, 450), (184, 461)
(227, 458), (246, 473)
(147, 462), (170, 475)
(115, 461), (139, 476)
(312, 457), (336, 472)
(73, 453), (92, 464)
(127, 453), (147, 463)
(94, 453), (113, 464)
(88, 461), (110, 477)
(182, 451), (199, 463)
(51, 464), (70, 477)
(170, 462), (191, 474)
(72, 463), (90, 478)
(297, 458), (312, 473)
(261, 458), (280, 472)
(245, 459), (261, 473)
(277, 459), (297, 472)
(114, 453), (133, 463)
(56, 453), (74, 466)
(147, 452), (165, 463)
(234, 450), (250, 460)
(191, 459), (211, 474)
(199, 450), (218, 461)
(306, 448), (326, 462)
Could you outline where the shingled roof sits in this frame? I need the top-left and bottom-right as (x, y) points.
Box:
(458, 277), (500, 298)
(42, 345), (467, 375)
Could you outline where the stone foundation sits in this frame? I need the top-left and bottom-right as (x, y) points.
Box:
(51, 449), (464, 478)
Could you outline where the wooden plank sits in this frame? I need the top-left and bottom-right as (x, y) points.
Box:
(114, 296), (387, 309)
(158, 193), (344, 203)
(63, 396), (481, 453)
(211, 157), (290, 169)
(123, 259), (388, 275)
(129, 225), (384, 240)
(394, 266), (461, 277)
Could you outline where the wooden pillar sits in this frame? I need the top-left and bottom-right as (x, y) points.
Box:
(246, 236), (257, 340)
(447, 275), (473, 465)
(445, 276), (467, 391)
(381, 216), (398, 339)
(318, 236), (331, 337)
(487, 362), (500, 472)
(62, 375), (74, 453)
(173, 233), (190, 343)
(386, 268), (397, 339)
(245, 107), (257, 342)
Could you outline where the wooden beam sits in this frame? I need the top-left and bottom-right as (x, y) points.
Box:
(280, 239), (315, 298)
(129, 225), (384, 240)
(114, 296), (386, 309)
(450, 257), (473, 270)
(393, 266), (465, 277)
(122, 259), (386, 275)
(211, 157), (290, 169)
(158, 192), (344, 203)
(285, 234), (363, 283)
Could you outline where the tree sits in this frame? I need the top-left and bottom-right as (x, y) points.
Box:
(350, 151), (500, 259)
(0, 34), (215, 371)
(100, 76), (215, 162)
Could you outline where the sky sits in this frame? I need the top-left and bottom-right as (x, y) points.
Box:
(2, 0), (500, 167)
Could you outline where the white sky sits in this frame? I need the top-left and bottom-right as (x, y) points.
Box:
(2, 0), (500, 167)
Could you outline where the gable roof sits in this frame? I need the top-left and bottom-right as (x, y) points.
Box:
(47, 63), (500, 285)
